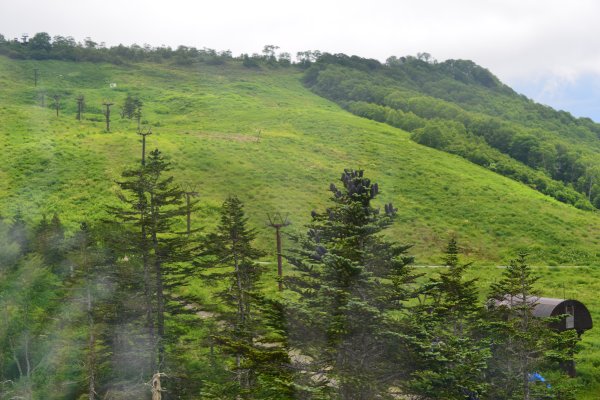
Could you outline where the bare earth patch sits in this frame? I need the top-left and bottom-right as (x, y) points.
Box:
(189, 131), (258, 142)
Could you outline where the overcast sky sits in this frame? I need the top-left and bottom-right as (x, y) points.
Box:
(1, 0), (599, 120)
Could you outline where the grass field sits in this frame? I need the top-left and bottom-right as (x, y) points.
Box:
(1, 56), (600, 397)
(0, 56), (598, 265)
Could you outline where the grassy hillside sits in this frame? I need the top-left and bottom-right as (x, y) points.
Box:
(0, 56), (599, 265)
(302, 56), (600, 210)
(2, 55), (600, 397)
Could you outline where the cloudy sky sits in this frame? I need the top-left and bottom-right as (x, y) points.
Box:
(1, 0), (599, 120)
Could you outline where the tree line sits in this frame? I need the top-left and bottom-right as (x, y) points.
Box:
(0, 142), (583, 399)
(0, 32), (307, 68)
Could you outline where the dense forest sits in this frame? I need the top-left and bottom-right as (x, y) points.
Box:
(0, 33), (599, 399)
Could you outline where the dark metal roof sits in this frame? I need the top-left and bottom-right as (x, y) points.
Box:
(533, 297), (564, 318)
(491, 296), (592, 333)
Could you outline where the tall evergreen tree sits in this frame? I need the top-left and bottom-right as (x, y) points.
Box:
(68, 222), (112, 400)
(107, 148), (194, 393)
(487, 252), (578, 400)
(201, 196), (292, 398)
(286, 169), (415, 399)
(33, 213), (66, 270)
(9, 211), (29, 254)
(403, 237), (489, 399)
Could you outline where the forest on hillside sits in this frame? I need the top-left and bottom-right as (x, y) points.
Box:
(0, 148), (584, 399)
(0, 33), (598, 399)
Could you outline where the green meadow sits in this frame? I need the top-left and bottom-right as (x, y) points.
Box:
(0, 57), (598, 264)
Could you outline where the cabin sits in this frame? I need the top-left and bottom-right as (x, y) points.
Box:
(531, 297), (593, 336)
(492, 296), (593, 336)
(491, 296), (593, 377)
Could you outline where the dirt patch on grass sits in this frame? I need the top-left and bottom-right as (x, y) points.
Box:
(189, 131), (259, 143)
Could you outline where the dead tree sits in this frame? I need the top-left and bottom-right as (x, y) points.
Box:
(53, 95), (60, 117)
(267, 213), (290, 291)
(138, 127), (152, 166)
(181, 184), (199, 235)
(103, 101), (114, 132)
(76, 96), (85, 121)
(151, 372), (166, 400)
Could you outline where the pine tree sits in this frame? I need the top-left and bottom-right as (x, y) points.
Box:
(286, 169), (415, 399)
(404, 237), (489, 399)
(121, 94), (142, 119)
(486, 252), (578, 400)
(9, 211), (29, 254)
(107, 148), (194, 390)
(68, 222), (112, 400)
(201, 196), (293, 398)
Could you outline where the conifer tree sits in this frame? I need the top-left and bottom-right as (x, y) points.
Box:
(68, 222), (110, 400)
(286, 169), (415, 399)
(9, 211), (29, 254)
(487, 252), (578, 400)
(201, 196), (292, 398)
(107, 148), (194, 389)
(404, 238), (489, 399)
(121, 94), (142, 119)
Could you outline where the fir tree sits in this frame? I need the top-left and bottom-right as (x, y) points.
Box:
(487, 252), (578, 400)
(286, 169), (415, 399)
(68, 222), (111, 400)
(107, 148), (194, 390)
(201, 196), (293, 398)
(404, 237), (489, 399)
(9, 211), (29, 254)
(121, 94), (142, 119)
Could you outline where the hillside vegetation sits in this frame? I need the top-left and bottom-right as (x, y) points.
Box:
(1, 40), (600, 399)
(303, 54), (600, 210)
(0, 56), (598, 264)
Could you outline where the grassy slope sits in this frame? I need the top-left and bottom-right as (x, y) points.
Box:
(0, 56), (598, 264)
(2, 57), (600, 396)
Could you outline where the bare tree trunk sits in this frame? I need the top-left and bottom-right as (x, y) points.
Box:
(150, 192), (165, 370)
(24, 331), (31, 379)
(151, 373), (163, 400)
(9, 341), (23, 379)
(87, 285), (96, 400)
(153, 233), (165, 370)
(141, 215), (156, 373)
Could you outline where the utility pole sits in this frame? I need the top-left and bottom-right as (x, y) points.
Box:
(53, 95), (60, 116)
(138, 127), (152, 166)
(103, 101), (114, 132)
(76, 96), (85, 121)
(34, 68), (38, 87)
(267, 213), (290, 291)
(181, 184), (199, 235)
(40, 92), (45, 107)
